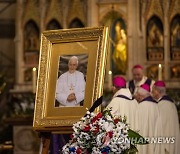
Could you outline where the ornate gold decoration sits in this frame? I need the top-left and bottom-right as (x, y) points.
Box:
(170, 65), (180, 79)
(23, 0), (40, 27)
(147, 64), (159, 80)
(148, 50), (164, 61)
(33, 27), (109, 131)
(172, 51), (180, 60)
(147, 64), (165, 80)
(45, 0), (63, 27)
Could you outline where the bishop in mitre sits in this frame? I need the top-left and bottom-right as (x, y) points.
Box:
(106, 76), (137, 129)
(134, 84), (162, 154)
(56, 56), (86, 107)
(152, 80), (180, 154)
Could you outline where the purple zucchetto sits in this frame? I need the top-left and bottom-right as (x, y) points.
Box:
(154, 80), (166, 87)
(140, 83), (150, 92)
(113, 76), (126, 88)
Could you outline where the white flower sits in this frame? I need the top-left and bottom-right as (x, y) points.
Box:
(90, 112), (95, 116)
(92, 147), (101, 154)
(81, 117), (85, 121)
(106, 115), (113, 121)
(103, 121), (114, 132)
(98, 118), (106, 126)
(86, 111), (90, 115)
(96, 133), (105, 146)
(62, 143), (70, 154)
(79, 132), (90, 140)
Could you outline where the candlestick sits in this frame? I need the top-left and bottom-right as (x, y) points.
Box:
(108, 70), (112, 90)
(158, 64), (162, 80)
(32, 67), (37, 93)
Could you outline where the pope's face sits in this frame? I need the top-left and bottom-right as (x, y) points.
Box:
(132, 68), (143, 82)
(68, 59), (78, 73)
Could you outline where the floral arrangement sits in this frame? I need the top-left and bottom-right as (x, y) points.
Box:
(62, 109), (146, 154)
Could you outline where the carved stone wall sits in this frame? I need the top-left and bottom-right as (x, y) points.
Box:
(4, 0), (180, 90)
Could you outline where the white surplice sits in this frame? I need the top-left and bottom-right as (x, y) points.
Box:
(135, 96), (162, 154)
(106, 88), (137, 129)
(56, 71), (85, 107)
(157, 96), (180, 154)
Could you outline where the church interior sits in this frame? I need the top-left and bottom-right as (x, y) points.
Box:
(0, 0), (180, 153)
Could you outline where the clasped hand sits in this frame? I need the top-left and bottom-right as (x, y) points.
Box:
(67, 93), (76, 102)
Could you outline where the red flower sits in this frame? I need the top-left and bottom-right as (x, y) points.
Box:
(96, 112), (103, 119)
(92, 116), (98, 123)
(70, 134), (74, 139)
(83, 125), (91, 132)
(114, 118), (120, 124)
(76, 148), (82, 154)
(93, 125), (99, 134)
(107, 131), (113, 138)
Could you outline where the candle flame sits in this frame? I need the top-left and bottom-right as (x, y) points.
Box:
(33, 67), (36, 71)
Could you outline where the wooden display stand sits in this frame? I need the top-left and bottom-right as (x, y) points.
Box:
(40, 132), (51, 154)
(39, 126), (73, 154)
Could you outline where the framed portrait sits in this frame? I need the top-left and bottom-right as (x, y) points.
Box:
(33, 27), (109, 131)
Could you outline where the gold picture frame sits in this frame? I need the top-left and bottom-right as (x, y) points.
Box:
(33, 27), (109, 131)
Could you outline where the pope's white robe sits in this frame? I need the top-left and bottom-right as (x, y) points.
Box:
(56, 71), (85, 107)
(106, 88), (137, 129)
(157, 96), (180, 154)
(135, 96), (162, 154)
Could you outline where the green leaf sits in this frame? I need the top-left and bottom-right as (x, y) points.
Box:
(128, 129), (149, 145)
(122, 144), (138, 154)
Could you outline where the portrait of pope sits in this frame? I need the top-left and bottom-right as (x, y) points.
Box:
(55, 55), (87, 107)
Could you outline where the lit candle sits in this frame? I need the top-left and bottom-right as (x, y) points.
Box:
(108, 70), (112, 90)
(32, 67), (37, 93)
(158, 64), (162, 80)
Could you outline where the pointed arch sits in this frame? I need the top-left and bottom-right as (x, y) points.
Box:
(170, 14), (180, 60)
(24, 20), (39, 52)
(146, 15), (164, 61)
(46, 19), (62, 30)
(69, 18), (84, 28)
(100, 11), (126, 27)
(24, 20), (39, 65)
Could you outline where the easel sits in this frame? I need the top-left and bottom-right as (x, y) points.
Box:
(39, 132), (51, 154)
(39, 127), (73, 154)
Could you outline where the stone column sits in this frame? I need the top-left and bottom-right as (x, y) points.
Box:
(140, 0), (148, 73)
(14, 0), (24, 85)
(127, 0), (138, 79)
(62, 0), (67, 28)
(163, 4), (170, 81)
(87, 0), (98, 27)
(40, 0), (46, 32)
